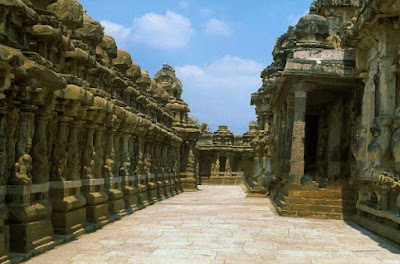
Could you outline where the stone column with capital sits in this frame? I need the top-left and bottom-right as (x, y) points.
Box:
(0, 110), (9, 261)
(145, 141), (158, 204)
(82, 123), (109, 227)
(180, 141), (198, 192)
(136, 135), (150, 207)
(104, 126), (125, 220)
(289, 89), (307, 184)
(8, 106), (56, 253)
(156, 143), (166, 200)
(50, 118), (86, 236)
(120, 133), (135, 213)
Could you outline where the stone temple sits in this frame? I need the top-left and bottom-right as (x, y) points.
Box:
(0, 0), (399, 263)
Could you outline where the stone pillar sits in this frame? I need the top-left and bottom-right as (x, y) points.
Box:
(0, 110), (8, 262)
(31, 113), (49, 184)
(146, 141), (158, 204)
(285, 96), (295, 173)
(8, 106), (56, 253)
(289, 90), (307, 184)
(174, 144), (182, 193)
(137, 135), (149, 207)
(50, 117), (70, 182)
(82, 124), (109, 227)
(50, 118), (86, 236)
(121, 133), (138, 213)
(125, 135), (140, 211)
(156, 143), (166, 200)
(104, 128), (124, 219)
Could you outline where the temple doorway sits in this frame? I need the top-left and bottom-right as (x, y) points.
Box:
(304, 114), (319, 177)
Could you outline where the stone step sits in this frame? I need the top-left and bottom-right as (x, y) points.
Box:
(283, 196), (356, 207)
(288, 189), (357, 200)
(276, 207), (345, 220)
(281, 201), (356, 214)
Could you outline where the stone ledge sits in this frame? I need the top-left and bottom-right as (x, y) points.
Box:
(7, 183), (50, 195)
(50, 180), (82, 189)
(357, 202), (400, 225)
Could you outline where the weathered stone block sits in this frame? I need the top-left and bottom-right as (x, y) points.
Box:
(9, 219), (54, 253)
(51, 208), (86, 235)
(85, 203), (108, 224)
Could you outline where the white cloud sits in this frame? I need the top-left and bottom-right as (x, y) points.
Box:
(176, 56), (263, 134)
(203, 18), (233, 37)
(178, 1), (189, 9)
(101, 11), (193, 51)
(100, 20), (132, 48)
(133, 11), (193, 49)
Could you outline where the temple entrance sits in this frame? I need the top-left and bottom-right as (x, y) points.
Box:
(219, 156), (227, 172)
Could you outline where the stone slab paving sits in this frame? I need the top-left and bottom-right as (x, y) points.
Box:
(26, 186), (400, 264)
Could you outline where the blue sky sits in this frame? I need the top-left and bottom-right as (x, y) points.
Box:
(80, 0), (311, 134)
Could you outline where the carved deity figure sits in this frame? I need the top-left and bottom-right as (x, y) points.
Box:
(351, 121), (367, 178)
(250, 133), (262, 158)
(53, 156), (67, 181)
(144, 154), (152, 176)
(135, 153), (145, 175)
(187, 149), (195, 172)
(119, 159), (131, 177)
(368, 117), (392, 168)
(214, 158), (220, 173)
(391, 107), (400, 172)
(83, 151), (96, 179)
(12, 153), (33, 185)
(12, 138), (33, 185)
(326, 30), (342, 49)
(104, 158), (114, 178)
(225, 158), (232, 174)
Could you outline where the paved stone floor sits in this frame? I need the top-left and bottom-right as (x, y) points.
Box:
(26, 186), (400, 264)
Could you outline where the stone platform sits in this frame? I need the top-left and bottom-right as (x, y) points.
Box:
(25, 186), (399, 264)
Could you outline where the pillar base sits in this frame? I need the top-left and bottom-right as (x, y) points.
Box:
(138, 189), (149, 208)
(9, 220), (55, 254)
(51, 208), (86, 236)
(180, 172), (198, 192)
(123, 186), (140, 213)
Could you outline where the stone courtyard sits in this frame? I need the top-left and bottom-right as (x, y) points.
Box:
(26, 186), (400, 264)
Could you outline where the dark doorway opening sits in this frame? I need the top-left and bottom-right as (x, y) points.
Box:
(305, 115), (319, 175)
(219, 157), (226, 172)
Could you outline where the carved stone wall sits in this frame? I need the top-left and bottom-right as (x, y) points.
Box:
(0, 0), (199, 261)
(251, 0), (400, 243)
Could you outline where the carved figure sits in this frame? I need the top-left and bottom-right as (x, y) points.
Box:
(104, 158), (114, 178)
(391, 107), (400, 172)
(225, 158), (232, 174)
(119, 160), (131, 177)
(144, 154), (152, 176)
(12, 153), (33, 185)
(187, 149), (195, 172)
(83, 151), (96, 179)
(368, 117), (392, 168)
(214, 158), (220, 173)
(135, 153), (144, 175)
(326, 30), (342, 49)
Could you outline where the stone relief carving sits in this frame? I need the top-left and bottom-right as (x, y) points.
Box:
(368, 116), (392, 169)
(31, 115), (49, 183)
(144, 154), (152, 176)
(12, 145), (32, 185)
(104, 158), (114, 178)
(326, 30), (342, 49)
